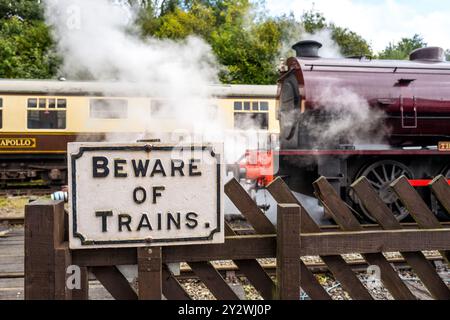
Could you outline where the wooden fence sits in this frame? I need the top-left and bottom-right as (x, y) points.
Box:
(24, 175), (450, 300)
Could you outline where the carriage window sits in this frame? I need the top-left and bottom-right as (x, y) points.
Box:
(260, 101), (269, 111)
(234, 112), (268, 130)
(48, 99), (56, 108)
(234, 101), (270, 112)
(28, 98), (37, 108)
(234, 101), (242, 110)
(27, 110), (66, 129)
(39, 99), (46, 109)
(90, 99), (128, 119)
(57, 99), (67, 109)
(27, 97), (66, 129)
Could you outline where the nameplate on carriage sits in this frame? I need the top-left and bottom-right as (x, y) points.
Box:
(438, 142), (450, 152)
(68, 142), (224, 249)
(0, 138), (36, 148)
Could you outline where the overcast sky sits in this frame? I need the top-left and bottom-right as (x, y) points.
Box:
(264, 0), (450, 53)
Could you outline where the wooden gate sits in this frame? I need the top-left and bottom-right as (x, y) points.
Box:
(24, 175), (450, 300)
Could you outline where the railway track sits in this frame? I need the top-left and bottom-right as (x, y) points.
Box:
(0, 187), (59, 197)
(0, 255), (445, 281)
(174, 255), (446, 280)
(0, 217), (24, 225)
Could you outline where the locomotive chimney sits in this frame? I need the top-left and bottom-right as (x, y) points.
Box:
(409, 47), (446, 62)
(292, 40), (322, 58)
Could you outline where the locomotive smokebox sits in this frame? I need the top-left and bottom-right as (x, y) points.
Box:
(292, 40), (322, 58)
(409, 47), (446, 62)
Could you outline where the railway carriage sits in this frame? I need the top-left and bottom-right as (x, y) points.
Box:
(0, 80), (278, 187)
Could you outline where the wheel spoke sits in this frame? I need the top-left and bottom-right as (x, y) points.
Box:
(391, 165), (397, 180)
(369, 180), (382, 189)
(382, 165), (389, 182)
(394, 201), (404, 217)
(372, 169), (386, 185)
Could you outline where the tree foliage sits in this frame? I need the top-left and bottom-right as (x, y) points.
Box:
(331, 25), (372, 58)
(377, 34), (427, 60)
(136, 4), (374, 83)
(0, 0), (58, 79)
(137, 0), (283, 84)
(0, 0), (440, 83)
(301, 10), (372, 58)
(0, 0), (44, 20)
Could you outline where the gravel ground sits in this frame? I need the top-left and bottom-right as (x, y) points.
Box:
(0, 196), (31, 219)
(176, 256), (449, 300)
(0, 195), (63, 222)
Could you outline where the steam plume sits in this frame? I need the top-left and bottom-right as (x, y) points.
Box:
(43, 0), (222, 139)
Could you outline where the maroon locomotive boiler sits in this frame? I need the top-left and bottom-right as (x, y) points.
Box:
(279, 40), (450, 148)
(251, 40), (450, 222)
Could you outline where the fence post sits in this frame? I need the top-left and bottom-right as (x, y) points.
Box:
(137, 247), (162, 300)
(25, 200), (68, 300)
(72, 266), (89, 300)
(276, 204), (301, 300)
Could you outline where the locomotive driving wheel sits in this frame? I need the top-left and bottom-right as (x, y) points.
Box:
(352, 160), (413, 222)
(445, 167), (450, 179)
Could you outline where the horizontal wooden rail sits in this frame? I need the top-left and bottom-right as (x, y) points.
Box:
(72, 228), (450, 266)
(302, 228), (450, 256)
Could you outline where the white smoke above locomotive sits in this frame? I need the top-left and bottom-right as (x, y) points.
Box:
(284, 31), (388, 148)
(43, 0), (223, 140)
(43, 0), (273, 169)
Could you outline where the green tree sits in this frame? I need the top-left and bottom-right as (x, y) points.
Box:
(378, 34), (426, 60)
(0, 0), (44, 21)
(0, 16), (59, 78)
(151, 2), (215, 39)
(298, 10), (373, 58)
(301, 10), (326, 33)
(0, 1), (59, 79)
(0, 1), (376, 83)
(209, 0), (282, 84)
(331, 25), (372, 57)
(137, 0), (283, 84)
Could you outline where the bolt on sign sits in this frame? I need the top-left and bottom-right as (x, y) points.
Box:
(68, 142), (224, 249)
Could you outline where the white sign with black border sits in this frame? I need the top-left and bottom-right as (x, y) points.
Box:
(68, 142), (224, 249)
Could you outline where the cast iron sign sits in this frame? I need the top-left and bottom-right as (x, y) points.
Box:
(68, 142), (224, 249)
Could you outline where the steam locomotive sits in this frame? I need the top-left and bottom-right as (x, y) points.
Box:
(244, 40), (450, 222)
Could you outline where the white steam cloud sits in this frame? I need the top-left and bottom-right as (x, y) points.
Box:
(300, 29), (342, 58)
(43, 0), (272, 166)
(277, 21), (386, 146)
(310, 87), (388, 146)
(43, 0), (222, 140)
(278, 19), (342, 60)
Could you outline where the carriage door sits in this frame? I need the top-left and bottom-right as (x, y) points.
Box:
(399, 82), (418, 129)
